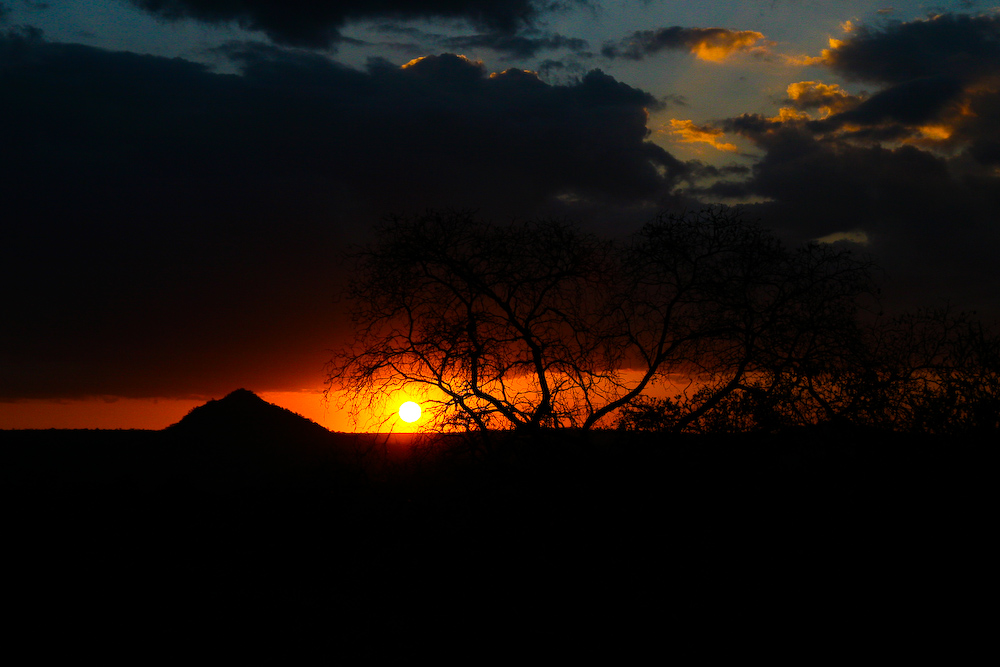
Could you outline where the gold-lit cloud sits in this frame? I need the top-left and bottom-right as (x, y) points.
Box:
(401, 55), (429, 69)
(690, 30), (766, 62)
(489, 68), (539, 79)
(782, 53), (827, 67)
(782, 36), (847, 67)
(917, 124), (953, 141)
(401, 54), (482, 69)
(769, 107), (811, 123)
(901, 84), (991, 146)
(787, 81), (846, 99)
(666, 119), (739, 151)
(786, 81), (863, 117)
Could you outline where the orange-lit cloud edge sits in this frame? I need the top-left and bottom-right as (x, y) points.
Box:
(663, 119), (739, 152)
(703, 17), (994, 151)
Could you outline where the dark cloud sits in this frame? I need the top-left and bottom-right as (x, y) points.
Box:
(760, 138), (999, 313)
(681, 161), (753, 200)
(831, 74), (965, 127)
(716, 122), (1000, 316)
(783, 81), (863, 115)
(369, 22), (590, 59)
(0, 33), (683, 399)
(718, 113), (775, 144)
(826, 13), (1000, 84)
(442, 31), (589, 59)
(660, 92), (686, 107)
(821, 14), (1000, 153)
(746, 15), (1000, 148)
(602, 26), (766, 61)
(703, 14), (1000, 315)
(128, 0), (576, 48)
(685, 162), (750, 180)
(688, 179), (754, 200)
(968, 139), (1000, 165)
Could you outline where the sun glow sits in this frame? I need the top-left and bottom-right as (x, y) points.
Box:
(399, 401), (421, 423)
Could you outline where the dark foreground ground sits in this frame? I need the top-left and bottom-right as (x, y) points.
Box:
(4, 421), (993, 654)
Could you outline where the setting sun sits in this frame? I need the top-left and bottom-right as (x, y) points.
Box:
(399, 401), (421, 423)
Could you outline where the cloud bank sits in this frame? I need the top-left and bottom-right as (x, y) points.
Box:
(128, 0), (578, 48)
(0, 29), (684, 398)
(706, 13), (1000, 313)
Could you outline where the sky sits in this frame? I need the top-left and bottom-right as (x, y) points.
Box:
(2, 0), (999, 429)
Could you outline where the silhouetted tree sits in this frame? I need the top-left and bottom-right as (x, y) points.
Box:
(326, 210), (616, 431)
(824, 307), (1000, 433)
(327, 208), (879, 432)
(610, 207), (877, 433)
(616, 307), (1000, 435)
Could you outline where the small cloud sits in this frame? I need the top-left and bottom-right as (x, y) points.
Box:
(815, 231), (870, 245)
(916, 124), (953, 141)
(603, 26), (767, 62)
(442, 31), (589, 59)
(785, 80), (864, 117)
(690, 30), (767, 62)
(665, 119), (739, 152)
(769, 107), (811, 123)
(781, 36), (847, 68)
(536, 58), (587, 82)
(781, 53), (827, 67)
(661, 93), (687, 107)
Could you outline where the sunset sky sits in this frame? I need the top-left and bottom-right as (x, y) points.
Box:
(3, 0), (999, 429)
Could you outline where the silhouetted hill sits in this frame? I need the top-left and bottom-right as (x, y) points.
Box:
(163, 388), (348, 490)
(167, 388), (331, 445)
(158, 389), (370, 492)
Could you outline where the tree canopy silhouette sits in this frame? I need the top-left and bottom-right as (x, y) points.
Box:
(326, 207), (886, 432)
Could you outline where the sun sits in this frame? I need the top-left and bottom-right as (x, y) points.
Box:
(398, 401), (421, 423)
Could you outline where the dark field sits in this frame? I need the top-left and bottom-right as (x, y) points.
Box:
(4, 400), (993, 651)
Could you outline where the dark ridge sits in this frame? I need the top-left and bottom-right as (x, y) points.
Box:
(163, 389), (348, 490)
(166, 387), (331, 442)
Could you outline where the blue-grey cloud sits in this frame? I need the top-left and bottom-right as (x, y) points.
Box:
(128, 0), (580, 48)
(441, 31), (589, 59)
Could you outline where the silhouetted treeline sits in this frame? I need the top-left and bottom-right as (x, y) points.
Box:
(617, 306), (1000, 435)
(328, 207), (999, 435)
